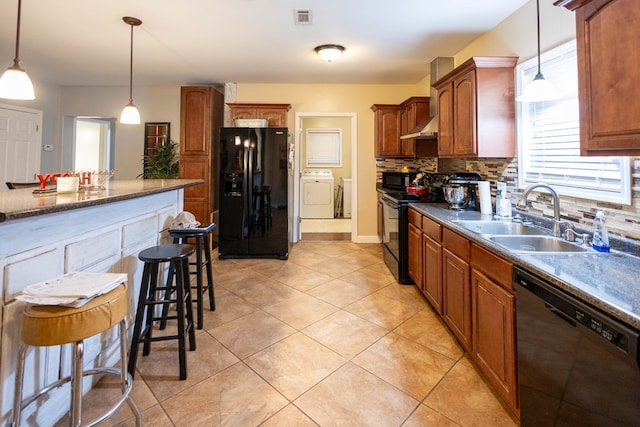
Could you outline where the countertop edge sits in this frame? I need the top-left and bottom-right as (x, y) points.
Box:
(409, 203), (640, 330)
(0, 179), (204, 222)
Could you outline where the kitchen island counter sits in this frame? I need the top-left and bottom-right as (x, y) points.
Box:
(0, 179), (201, 425)
(410, 203), (640, 330)
(0, 179), (203, 222)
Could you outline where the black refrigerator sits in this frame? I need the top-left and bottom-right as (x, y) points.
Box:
(218, 127), (289, 259)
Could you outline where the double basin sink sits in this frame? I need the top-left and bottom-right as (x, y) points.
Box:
(453, 220), (588, 253)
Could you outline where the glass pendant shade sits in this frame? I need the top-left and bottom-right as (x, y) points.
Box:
(0, 0), (34, 100)
(0, 65), (34, 100)
(120, 101), (140, 124)
(516, 0), (558, 103)
(516, 72), (559, 103)
(315, 44), (345, 62)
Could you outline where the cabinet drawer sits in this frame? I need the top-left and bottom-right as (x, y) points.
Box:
(409, 209), (422, 227)
(443, 228), (470, 260)
(422, 216), (441, 242)
(471, 244), (513, 291)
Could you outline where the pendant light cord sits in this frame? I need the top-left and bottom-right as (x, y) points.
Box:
(128, 22), (134, 102)
(536, 0), (542, 76)
(13, 0), (23, 67)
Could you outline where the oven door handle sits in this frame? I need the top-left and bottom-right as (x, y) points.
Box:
(381, 196), (399, 209)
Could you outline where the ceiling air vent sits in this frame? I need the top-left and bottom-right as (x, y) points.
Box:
(294, 9), (312, 25)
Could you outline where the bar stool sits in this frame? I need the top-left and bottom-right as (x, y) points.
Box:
(128, 244), (196, 381)
(12, 283), (142, 427)
(164, 223), (216, 330)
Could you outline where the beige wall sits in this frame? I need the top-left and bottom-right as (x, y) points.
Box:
(235, 83), (426, 238)
(60, 85), (181, 179)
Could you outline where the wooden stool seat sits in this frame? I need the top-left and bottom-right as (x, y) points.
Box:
(12, 283), (142, 427)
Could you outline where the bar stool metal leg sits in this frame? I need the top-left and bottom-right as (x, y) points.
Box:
(70, 341), (84, 426)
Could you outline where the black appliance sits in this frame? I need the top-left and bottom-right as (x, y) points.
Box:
(514, 267), (640, 426)
(443, 172), (481, 210)
(381, 171), (418, 191)
(426, 173), (448, 203)
(218, 127), (289, 260)
(381, 191), (414, 284)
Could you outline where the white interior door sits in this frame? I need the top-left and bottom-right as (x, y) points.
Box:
(0, 105), (42, 190)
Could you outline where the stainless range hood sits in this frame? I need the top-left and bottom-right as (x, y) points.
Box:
(401, 57), (454, 140)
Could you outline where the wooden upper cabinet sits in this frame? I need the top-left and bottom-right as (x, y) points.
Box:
(372, 97), (433, 158)
(227, 103), (291, 128)
(372, 104), (402, 158)
(181, 86), (214, 156)
(433, 56), (518, 158)
(555, 0), (640, 156)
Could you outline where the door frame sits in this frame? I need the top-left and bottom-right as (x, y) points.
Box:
(292, 112), (357, 243)
(0, 103), (43, 187)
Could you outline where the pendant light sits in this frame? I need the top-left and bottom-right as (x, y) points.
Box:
(516, 0), (558, 103)
(120, 16), (142, 124)
(315, 44), (345, 62)
(0, 0), (35, 100)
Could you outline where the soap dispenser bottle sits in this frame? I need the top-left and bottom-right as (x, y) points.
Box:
(592, 210), (610, 253)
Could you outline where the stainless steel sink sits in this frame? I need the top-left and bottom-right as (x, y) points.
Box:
(454, 220), (547, 236)
(489, 235), (587, 253)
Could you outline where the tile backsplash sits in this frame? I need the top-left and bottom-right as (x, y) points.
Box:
(376, 157), (640, 242)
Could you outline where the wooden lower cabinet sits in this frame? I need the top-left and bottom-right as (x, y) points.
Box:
(442, 247), (471, 351)
(422, 235), (443, 314)
(471, 243), (518, 414)
(407, 207), (518, 416)
(408, 209), (423, 286)
(471, 268), (518, 413)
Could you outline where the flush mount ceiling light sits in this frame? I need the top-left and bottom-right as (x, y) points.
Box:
(315, 44), (345, 62)
(517, 0), (558, 103)
(120, 16), (142, 125)
(0, 0), (35, 100)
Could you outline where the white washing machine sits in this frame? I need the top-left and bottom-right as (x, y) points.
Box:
(301, 169), (334, 219)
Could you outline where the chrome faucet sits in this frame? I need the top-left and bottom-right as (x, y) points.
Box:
(516, 184), (563, 237)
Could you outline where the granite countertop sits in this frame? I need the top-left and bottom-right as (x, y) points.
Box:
(0, 179), (203, 222)
(410, 203), (640, 330)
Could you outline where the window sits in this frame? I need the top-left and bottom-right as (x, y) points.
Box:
(306, 128), (342, 167)
(517, 40), (631, 205)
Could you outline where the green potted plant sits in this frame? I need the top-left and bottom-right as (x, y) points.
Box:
(139, 139), (179, 179)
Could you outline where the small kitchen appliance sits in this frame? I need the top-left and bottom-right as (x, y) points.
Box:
(381, 171), (417, 191)
(443, 172), (481, 210)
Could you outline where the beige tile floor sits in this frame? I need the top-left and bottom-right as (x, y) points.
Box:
(61, 241), (518, 427)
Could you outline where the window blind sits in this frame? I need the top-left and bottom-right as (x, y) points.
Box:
(517, 40), (630, 204)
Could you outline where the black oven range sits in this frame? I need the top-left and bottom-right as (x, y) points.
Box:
(379, 171), (446, 284)
(381, 190), (421, 284)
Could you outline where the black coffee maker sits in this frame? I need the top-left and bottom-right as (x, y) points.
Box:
(443, 172), (481, 210)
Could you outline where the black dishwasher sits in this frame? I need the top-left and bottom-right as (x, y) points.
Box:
(514, 267), (640, 426)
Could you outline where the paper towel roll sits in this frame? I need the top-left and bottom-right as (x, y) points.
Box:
(478, 181), (492, 214)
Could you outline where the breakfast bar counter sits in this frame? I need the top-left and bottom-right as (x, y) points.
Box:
(0, 179), (202, 425)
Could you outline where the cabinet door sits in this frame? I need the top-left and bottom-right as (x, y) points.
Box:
(180, 87), (212, 156)
(230, 107), (259, 122)
(374, 107), (402, 158)
(574, 0), (640, 155)
(442, 248), (471, 350)
(471, 269), (517, 412)
(436, 83), (454, 156)
(258, 108), (287, 127)
(180, 156), (210, 223)
(423, 235), (443, 314)
(399, 107), (416, 157)
(453, 70), (476, 156)
(408, 222), (423, 286)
